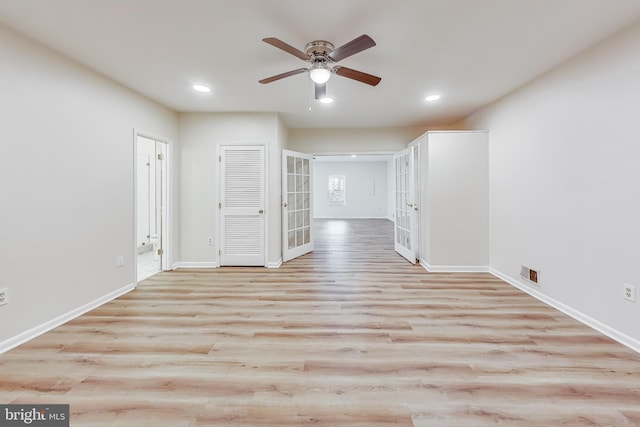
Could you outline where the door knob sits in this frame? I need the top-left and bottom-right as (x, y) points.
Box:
(259, 209), (264, 214)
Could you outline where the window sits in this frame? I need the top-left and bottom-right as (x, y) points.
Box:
(328, 175), (345, 205)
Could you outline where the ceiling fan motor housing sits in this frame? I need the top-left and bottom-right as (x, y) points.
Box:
(305, 40), (335, 61)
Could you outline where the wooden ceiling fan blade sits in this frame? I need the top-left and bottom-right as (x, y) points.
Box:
(334, 66), (381, 86)
(328, 34), (376, 62)
(259, 68), (307, 84)
(315, 83), (327, 100)
(263, 37), (310, 61)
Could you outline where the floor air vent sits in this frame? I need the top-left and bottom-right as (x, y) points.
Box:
(521, 266), (539, 284)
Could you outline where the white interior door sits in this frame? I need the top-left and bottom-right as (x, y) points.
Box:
(136, 135), (168, 281)
(282, 149), (313, 262)
(220, 145), (265, 266)
(394, 146), (417, 264)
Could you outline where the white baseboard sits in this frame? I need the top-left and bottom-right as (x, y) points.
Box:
(0, 282), (135, 355)
(490, 268), (640, 354)
(420, 259), (490, 273)
(266, 258), (282, 269)
(173, 262), (219, 269)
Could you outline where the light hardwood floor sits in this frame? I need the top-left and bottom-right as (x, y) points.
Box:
(1, 219), (639, 426)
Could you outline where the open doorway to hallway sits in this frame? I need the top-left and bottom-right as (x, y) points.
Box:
(310, 152), (419, 264)
(310, 154), (395, 256)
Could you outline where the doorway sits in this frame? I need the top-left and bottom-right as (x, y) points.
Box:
(136, 135), (168, 281)
(307, 152), (418, 264)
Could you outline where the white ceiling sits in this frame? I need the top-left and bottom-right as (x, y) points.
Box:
(1, 0), (639, 129)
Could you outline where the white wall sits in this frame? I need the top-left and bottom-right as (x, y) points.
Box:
(313, 161), (389, 219)
(288, 127), (426, 154)
(0, 23), (178, 347)
(177, 112), (283, 267)
(459, 21), (640, 348)
(417, 131), (489, 270)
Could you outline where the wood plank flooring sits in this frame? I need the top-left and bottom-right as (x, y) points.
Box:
(1, 218), (639, 426)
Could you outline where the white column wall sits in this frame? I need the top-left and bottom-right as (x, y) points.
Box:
(417, 131), (489, 270)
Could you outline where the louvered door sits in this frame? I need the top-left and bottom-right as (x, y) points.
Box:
(220, 145), (265, 266)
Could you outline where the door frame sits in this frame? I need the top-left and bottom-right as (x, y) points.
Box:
(216, 142), (269, 267)
(407, 140), (421, 261)
(133, 129), (172, 283)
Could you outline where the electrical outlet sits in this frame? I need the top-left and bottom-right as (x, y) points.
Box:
(0, 288), (8, 306)
(529, 269), (538, 284)
(623, 284), (636, 302)
(207, 237), (214, 245)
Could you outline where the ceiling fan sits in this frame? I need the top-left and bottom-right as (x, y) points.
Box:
(259, 34), (381, 100)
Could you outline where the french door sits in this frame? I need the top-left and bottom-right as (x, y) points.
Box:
(394, 146), (418, 263)
(219, 145), (265, 266)
(282, 150), (313, 262)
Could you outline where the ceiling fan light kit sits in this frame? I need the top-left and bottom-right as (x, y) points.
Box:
(259, 34), (381, 100)
(309, 63), (332, 84)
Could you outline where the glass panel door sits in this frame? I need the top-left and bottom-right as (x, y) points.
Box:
(283, 149), (313, 262)
(394, 147), (417, 264)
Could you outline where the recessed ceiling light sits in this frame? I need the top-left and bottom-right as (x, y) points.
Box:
(425, 94), (441, 102)
(192, 84), (211, 93)
(319, 97), (334, 104)
(351, 154), (357, 158)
